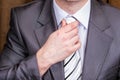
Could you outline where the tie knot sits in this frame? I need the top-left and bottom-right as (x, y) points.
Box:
(65, 15), (77, 24)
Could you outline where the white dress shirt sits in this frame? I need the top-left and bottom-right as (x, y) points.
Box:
(53, 0), (91, 79)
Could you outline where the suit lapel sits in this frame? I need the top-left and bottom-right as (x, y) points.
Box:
(82, 0), (113, 80)
(34, 0), (57, 47)
(34, 0), (64, 80)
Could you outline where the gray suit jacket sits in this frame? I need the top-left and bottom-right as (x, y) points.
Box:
(0, 0), (120, 80)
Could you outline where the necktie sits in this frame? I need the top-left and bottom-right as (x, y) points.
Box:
(64, 15), (82, 80)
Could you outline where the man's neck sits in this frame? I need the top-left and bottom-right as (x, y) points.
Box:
(55, 0), (88, 14)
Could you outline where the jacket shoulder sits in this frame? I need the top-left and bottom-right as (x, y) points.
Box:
(102, 4), (120, 22)
(13, 0), (45, 11)
(11, 0), (45, 17)
(10, 0), (47, 25)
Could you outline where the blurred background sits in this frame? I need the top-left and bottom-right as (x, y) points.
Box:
(0, 0), (120, 52)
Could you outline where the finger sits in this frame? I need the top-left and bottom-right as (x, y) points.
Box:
(63, 21), (79, 33)
(70, 21), (79, 29)
(69, 35), (80, 46)
(61, 19), (67, 27)
(73, 40), (81, 51)
(65, 27), (79, 39)
(68, 40), (81, 53)
(65, 34), (80, 49)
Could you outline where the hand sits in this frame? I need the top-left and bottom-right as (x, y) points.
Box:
(36, 19), (81, 76)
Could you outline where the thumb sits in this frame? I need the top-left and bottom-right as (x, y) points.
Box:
(61, 19), (67, 27)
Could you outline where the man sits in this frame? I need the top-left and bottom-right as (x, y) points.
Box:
(0, 0), (120, 80)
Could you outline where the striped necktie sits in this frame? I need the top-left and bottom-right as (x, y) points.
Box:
(64, 15), (82, 80)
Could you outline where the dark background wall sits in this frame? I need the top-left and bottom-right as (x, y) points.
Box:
(0, 0), (32, 52)
(0, 0), (120, 52)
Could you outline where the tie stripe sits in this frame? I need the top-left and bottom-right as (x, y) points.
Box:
(64, 53), (76, 67)
(77, 73), (82, 80)
(65, 57), (81, 79)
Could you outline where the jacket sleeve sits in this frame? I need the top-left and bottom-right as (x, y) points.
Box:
(0, 8), (42, 80)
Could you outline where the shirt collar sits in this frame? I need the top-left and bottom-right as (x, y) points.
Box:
(53, 0), (68, 26)
(53, 0), (91, 29)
